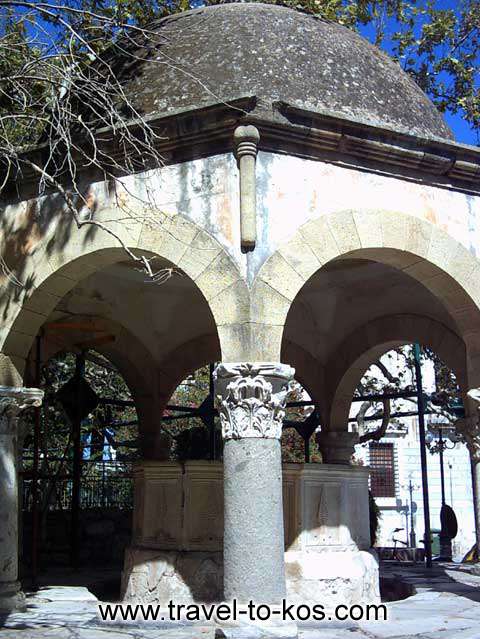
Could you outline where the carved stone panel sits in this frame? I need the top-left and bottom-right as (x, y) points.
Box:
(303, 480), (343, 548)
(131, 462), (371, 554)
(135, 463), (183, 549)
(184, 462), (223, 550)
(145, 480), (182, 546)
(346, 481), (371, 549)
(133, 475), (145, 543)
(282, 464), (301, 550)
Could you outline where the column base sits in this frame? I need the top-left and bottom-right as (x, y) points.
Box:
(121, 546), (223, 604)
(122, 547), (380, 608)
(285, 549), (380, 608)
(0, 581), (26, 613)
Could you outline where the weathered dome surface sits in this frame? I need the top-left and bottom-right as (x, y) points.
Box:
(125, 3), (453, 141)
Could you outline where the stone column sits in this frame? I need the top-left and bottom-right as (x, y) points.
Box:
(214, 363), (294, 604)
(456, 405), (480, 566)
(0, 385), (43, 612)
(316, 430), (358, 464)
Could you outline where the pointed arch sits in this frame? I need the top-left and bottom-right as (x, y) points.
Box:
(252, 209), (480, 362)
(0, 211), (248, 377)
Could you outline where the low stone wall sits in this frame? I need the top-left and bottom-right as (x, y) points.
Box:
(285, 549), (379, 606)
(121, 461), (380, 606)
(122, 548), (223, 603)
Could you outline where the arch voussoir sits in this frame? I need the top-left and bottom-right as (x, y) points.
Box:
(1, 213), (244, 380)
(254, 210), (480, 352)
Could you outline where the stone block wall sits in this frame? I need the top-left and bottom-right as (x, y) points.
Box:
(121, 461), (379, 606)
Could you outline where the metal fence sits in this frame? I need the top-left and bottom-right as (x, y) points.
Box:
(22, 462), (133, 511)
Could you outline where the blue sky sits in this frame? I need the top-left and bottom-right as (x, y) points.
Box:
(443, 111), (476, 145)
(358, 0), (478, 146)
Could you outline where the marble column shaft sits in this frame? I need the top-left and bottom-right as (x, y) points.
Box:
(0, 386), (43, 612)
(214, 362), (294, 604)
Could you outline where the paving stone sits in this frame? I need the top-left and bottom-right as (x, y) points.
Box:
(1, 563), (480, 639)
(33, 586), (98, 602)
(299, 631), (368, 639)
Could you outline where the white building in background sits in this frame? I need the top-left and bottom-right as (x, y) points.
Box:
(352, 349), (476, 559)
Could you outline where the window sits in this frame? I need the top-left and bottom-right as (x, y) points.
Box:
(369, 442), (396, 498)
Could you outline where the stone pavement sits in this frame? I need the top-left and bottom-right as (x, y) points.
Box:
(1, 563), (479, 639)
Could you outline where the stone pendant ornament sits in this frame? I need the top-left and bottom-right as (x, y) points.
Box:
(233, 125), (260, 253)
(214, 362), (295, 440)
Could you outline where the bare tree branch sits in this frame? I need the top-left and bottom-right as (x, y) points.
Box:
(0, 2), (228, 286)
(357, 398), (392, 443)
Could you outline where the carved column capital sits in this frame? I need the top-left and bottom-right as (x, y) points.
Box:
(214, 362), (295, 440)
(0, 386), (44, 435)
(316, 430), (359, 464)
(0, 385), (42, 612)
(455, 416), (480, 463)
(462, 388), (480, 462)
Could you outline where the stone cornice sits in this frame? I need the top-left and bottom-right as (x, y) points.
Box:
(6, 95), (480, 201)
(255, 102), (480, 194)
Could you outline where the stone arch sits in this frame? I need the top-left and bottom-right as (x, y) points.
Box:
(326, 313), (467, 431)
(281, 339), (323, 416)
(253, 209), (480, 360)
(155, 334), (221, 411)
(19, 314), (167, 454)
(0, 210), (247, 378)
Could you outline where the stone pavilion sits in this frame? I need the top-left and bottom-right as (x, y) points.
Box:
(1, 1), (480, 616)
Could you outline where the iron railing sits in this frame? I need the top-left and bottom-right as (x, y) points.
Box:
(22, 461), (133, 511)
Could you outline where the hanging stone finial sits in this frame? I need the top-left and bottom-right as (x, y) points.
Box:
(233, 125), (260, 253)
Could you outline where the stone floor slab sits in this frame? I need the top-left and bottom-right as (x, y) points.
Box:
(1, 562), (480, 639)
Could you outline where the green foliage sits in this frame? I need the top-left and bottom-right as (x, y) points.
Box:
(280, 429), (322, 463)
(281, 427), (306, 462)
(354, 344), (463, 445)
(161, 366), (223, 461)
(0, 11), (46, 146)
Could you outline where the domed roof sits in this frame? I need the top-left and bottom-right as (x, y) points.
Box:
(124, 3), (452, 141)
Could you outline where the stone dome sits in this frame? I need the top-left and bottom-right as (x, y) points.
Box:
(124, 2), (453, 141)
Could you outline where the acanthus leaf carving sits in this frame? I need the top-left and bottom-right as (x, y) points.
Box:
(214, 362), (295, 440)
(0, 386), (43, 436)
